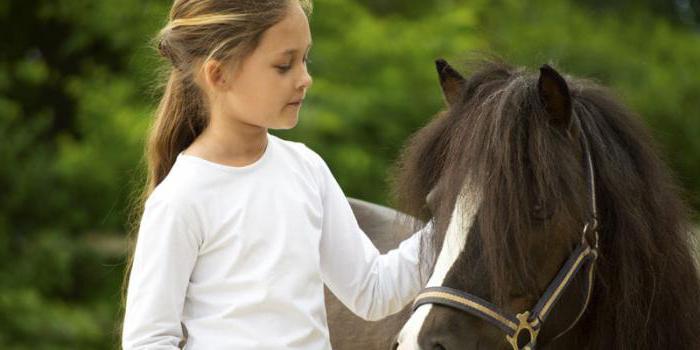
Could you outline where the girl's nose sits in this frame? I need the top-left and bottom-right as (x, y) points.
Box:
(297, 66), (312, 90)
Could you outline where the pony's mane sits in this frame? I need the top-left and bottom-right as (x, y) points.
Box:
(391, 59), (700, 348)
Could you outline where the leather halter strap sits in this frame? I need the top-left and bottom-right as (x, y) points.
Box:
(413, 240), (598, 349)
(412, 115), (599, 350)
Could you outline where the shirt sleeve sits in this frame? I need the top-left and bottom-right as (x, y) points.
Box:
(122, 196), (201, 349)
(315, 154), (430, 321)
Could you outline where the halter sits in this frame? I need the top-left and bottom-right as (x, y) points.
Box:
(412, 116), (600, 350)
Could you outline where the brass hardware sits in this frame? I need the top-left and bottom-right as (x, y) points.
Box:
(506, 311), (540, 350)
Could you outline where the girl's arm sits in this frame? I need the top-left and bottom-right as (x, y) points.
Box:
(315, 153), (431, 321)
(122, 197), (201, 349)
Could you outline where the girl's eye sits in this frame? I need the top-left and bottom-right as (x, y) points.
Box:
(276, 65), (292, 73)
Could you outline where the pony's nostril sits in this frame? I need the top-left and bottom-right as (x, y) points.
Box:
(419, 336), (448, 350)
(390, 341), (399, 350)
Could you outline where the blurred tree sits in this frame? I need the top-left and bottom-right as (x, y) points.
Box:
(573, 0), (699, 27)
(1, 0), (168, 348)
(353, 0), (458, 18)
(1, 0), (125, 139)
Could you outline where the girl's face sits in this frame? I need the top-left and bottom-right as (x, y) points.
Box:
(211, 3), (313, 131)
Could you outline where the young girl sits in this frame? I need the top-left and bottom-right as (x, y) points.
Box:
(120, 1), (430, 349)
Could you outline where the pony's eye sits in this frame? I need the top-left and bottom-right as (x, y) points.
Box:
(532, 202), (554, 220)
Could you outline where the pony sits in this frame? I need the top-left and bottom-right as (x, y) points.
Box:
(325, 58), (700, 350)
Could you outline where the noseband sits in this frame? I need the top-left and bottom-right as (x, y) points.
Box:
(412, 116), (600, 350)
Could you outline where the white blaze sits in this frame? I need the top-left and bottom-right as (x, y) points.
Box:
(396, 186), (480, 349)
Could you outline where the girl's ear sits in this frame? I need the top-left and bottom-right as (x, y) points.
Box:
(538, 64), (572, 128)
(203, 59), (230, 91)
(435, 58), (465, 106)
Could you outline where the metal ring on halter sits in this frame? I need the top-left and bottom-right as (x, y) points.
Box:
(505, 311), (540, 350)
(580, 217), (599, 248)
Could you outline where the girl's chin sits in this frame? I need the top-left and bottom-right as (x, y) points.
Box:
(271, 113), (299, 130)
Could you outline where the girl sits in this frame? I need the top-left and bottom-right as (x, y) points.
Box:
(120, 1), (431, 349)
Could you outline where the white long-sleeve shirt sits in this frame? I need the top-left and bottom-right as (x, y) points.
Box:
(122, 133), (428, 350)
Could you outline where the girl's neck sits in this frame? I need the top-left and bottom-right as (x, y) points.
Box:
(183, 118), (269, 167)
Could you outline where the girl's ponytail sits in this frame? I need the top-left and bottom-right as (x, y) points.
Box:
(147, 68), (206, 188)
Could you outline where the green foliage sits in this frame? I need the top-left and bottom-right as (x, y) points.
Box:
(1, 0), (699, 348)
(0, 230), (121, 349)
(0, 1), (166, 348)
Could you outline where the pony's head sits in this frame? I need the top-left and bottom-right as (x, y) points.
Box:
(392, 58), (700, 349)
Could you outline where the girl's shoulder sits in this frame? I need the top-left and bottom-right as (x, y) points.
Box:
(145, 162), (202, 211)
(270, 134), (327, 170)
(270, 134), (333, 190)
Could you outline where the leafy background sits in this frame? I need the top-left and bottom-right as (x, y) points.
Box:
(1, 0), (698, 348)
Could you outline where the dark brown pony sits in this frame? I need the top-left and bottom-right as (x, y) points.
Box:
(326, 58), (700, 349)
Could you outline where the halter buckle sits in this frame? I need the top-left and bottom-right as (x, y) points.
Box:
(506, 311), (540, 350)
(581, 217), (599, 249)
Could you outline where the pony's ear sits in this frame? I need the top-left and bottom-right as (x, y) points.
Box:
(436, 58), (465, 106)
(538, 64), (572, 127)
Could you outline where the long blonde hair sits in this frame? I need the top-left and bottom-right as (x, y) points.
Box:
(118, 0), (312, 343)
